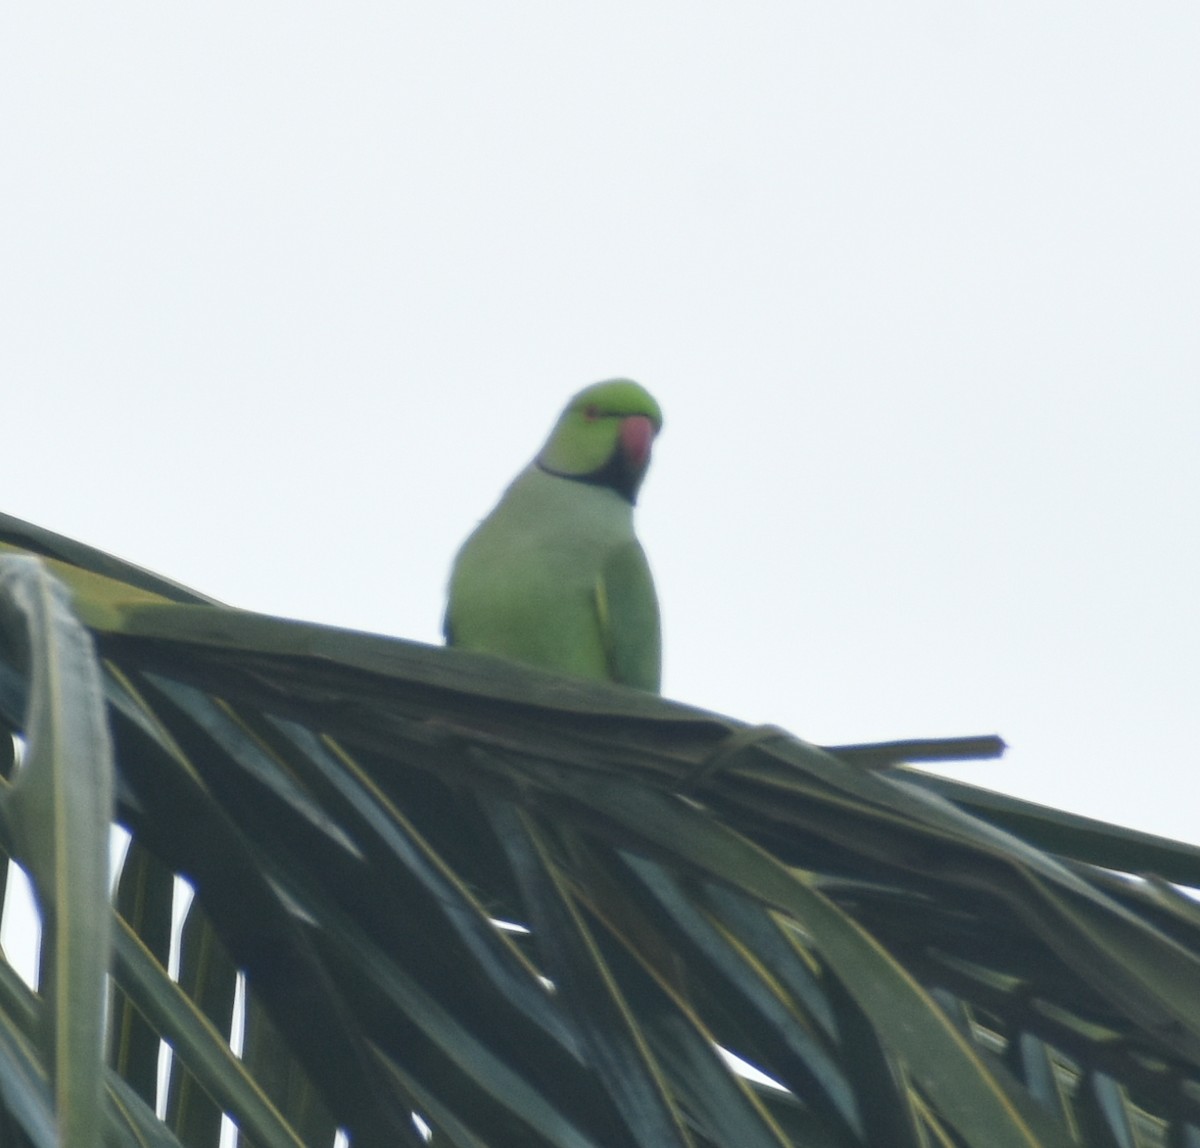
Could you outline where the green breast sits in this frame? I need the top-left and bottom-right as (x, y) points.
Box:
(446, 467), (656, 687)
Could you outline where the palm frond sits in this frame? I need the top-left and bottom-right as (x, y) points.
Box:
(1, 509), (1199, 1147)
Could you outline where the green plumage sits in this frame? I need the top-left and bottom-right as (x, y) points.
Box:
(445, 380), (662, 692)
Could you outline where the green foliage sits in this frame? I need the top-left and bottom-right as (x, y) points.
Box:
(2, 510), (1200, 1147)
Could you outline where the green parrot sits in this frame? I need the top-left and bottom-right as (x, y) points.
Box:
(445, 379), (663, 692)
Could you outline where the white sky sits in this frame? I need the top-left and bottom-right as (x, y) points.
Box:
(3, 7), (1199, 850)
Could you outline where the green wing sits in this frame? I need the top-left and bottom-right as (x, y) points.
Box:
(594, 540), (661, 692)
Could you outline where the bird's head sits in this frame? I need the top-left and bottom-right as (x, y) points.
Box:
(536, 379), (663, 504)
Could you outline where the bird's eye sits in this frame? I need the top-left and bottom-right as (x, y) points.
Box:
(583, 404), (600, 422)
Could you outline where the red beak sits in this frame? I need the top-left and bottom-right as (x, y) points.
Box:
(620, 415), (656, 473)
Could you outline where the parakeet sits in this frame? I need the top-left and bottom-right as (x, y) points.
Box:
(445, 379), (663, 692)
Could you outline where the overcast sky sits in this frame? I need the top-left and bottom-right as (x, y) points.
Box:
(3, 6), (1199, 854)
